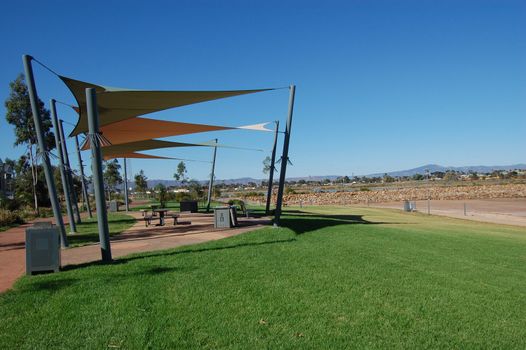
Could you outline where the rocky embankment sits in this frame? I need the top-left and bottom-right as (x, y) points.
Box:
(247, 184), (526, 206)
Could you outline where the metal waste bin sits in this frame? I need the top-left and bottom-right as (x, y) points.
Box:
(109, 200), (119, 212)
(214, 207), (232, 228)
(229, 206), (238, 227)
(25, 223), (61, 275)
(403, 200), (411, 212)
(180, 201), (198, 213)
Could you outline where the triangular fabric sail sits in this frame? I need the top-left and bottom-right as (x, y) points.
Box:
(81, 117), (272, 149)
(100, 140), (205, 158)
(103, 152), (174, 161)
(99, 139), (263, 159)
(60, 75), (274, 136)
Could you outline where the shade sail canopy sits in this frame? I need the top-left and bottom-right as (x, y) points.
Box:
(103, 152), (174, 161)
(100, 139), (205, 158)
(60, 75), (273, 136)
(81, 117), (271, 150)
(99, 139), (262, 159)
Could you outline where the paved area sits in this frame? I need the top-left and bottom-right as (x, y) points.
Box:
(371, 198), (526, 227)
(0, 211), (270, 294)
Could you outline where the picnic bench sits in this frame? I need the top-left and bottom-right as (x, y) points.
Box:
(142, 210), (191, 227)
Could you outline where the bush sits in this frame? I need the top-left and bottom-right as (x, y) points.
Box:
(227, 199), (245, 206)
(0, 209), (24, 228)
(244, 192), (264, 197)
(0, 195), (22, 211)
(285, 187), (296, 195)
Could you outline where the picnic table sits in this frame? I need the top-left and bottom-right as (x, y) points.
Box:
(153, 208), (169, 226)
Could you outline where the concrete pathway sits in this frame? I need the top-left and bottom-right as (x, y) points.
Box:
(0, 211), (269, 293)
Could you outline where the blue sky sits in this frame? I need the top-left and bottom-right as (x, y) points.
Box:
(1, 0), (524, 180)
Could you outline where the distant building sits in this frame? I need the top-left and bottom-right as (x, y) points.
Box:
(0, 158), (15, 199)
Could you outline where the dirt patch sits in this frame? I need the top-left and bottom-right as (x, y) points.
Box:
(371, 198), (526, 227)
(249, 184), (526, 206)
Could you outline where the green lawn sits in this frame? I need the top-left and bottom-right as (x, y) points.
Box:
(1, 207), (525, 349)
(66, 213), (136, 247)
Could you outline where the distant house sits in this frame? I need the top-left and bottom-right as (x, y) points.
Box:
(0, 158), (15, 199)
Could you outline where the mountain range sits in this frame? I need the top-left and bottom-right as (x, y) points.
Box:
(139, 164), (526, 188)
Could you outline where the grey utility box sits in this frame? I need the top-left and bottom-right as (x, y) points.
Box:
(25, 223), (61, 275)
(109, 200), (119, 212)
(403, 200), (411, 212)
(214, 207), (232, 229)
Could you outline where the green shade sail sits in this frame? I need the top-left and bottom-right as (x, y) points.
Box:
(60, 75), (274, 136)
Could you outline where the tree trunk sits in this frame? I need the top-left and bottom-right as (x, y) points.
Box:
(28, 143), (39, 215)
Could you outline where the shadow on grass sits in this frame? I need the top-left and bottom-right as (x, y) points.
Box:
(62, 237), (297, 272)
(279, 210), (410, 235)
(17, 278), (78, 293)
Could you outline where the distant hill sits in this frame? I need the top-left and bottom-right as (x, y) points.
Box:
(366, 164), (526, 178)
(119, 164), (526, 189)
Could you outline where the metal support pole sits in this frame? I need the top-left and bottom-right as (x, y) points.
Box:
(123, 158), (129, 212)
(427, 198), (430, 215)
(22, 55), (68, 247)
(274, 85), (296, 227)
(59, 120), (82, 224)
(206, 139), (218, 212)
(86, 88), (112, 262)
(265, 121), (279, 214)
(74, 135), (92, 218)
(50, 100), (76, 233)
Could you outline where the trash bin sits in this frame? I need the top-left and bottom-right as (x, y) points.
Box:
(214, 207), (232, 228)
(403, 200), (411, 212)
(229, 206), (238, 227)
(109, 200), (119, 212)
(25, 224), (61, 275)
(180, 201), (198, 213)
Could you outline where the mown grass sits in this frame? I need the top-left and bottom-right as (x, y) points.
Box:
(66, 213), (136, 247)
(1, 207), (525, 349)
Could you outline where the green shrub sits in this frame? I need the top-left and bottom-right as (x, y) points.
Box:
(285, 187), (296, 195)
(227, 199), (245, 206)
(0, 195), (22, 211)
(0, 209), (24, 228)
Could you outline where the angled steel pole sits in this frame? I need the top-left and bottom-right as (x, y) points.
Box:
(22, 55), (68, 247)
(86, 88), (112, 262)
(274, 85), (296, 227)
(50, 100), (76, 233)
(206, 139), (218, 212)
(74, 135), (92, 218)
(123, 158), (129, 212)
(59, 119), (81, 224)
(265, 121), (280, 214)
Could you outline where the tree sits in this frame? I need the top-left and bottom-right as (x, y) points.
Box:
(443, 171), (459, 182)
(187, 180), (205, 201)
(154, 183), (168, 208)
(412, 173), (424, 181)
(134, 170), (148, 192)
(469, 172), (479, 180)
(103, 159), (123, 199)
(174, 161), (187, 183)
(5, 74), (56, 213)
(11, 155), (51, 207)
(262, 156), (272, 174)
(383, 173), (395, 183)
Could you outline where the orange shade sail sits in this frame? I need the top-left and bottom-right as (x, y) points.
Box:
(80, 117), (271, 150)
